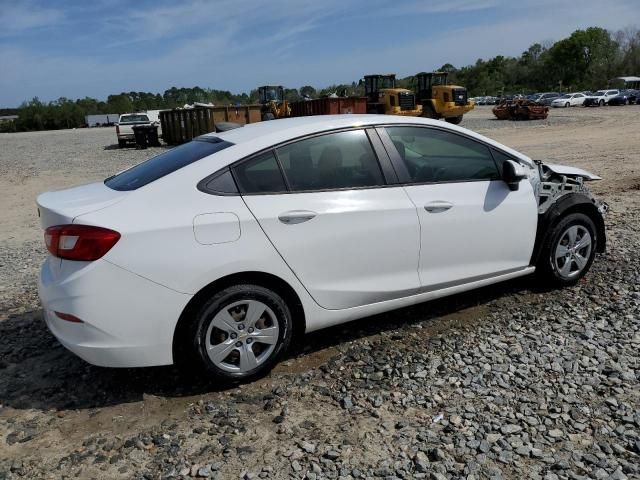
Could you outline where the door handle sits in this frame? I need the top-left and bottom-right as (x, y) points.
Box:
(278, 210), (317, 224)
(424, 201), (453, 213)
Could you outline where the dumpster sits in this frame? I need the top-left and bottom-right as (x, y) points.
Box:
(159, 105), (262, 145)
(132, 125), (161, 149)
(289, 97), (368, 117)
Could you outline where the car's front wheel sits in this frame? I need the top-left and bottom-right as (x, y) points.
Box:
(187, 285), (292, 381)
(537, 213), (597, 286)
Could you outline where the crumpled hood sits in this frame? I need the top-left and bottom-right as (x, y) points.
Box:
(544, 163), (601, 181)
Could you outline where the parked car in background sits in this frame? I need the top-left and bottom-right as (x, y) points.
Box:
(116, 113), (154, 148)
(37, 115), (607, 380)
(583, 90), (620, 107)
(550, 93), (587, 107)
(532, 92), (561, 106)
(607, 89), (638, 105)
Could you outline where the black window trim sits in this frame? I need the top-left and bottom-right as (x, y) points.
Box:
(232, 150), (288, 196)
(377, 124), (518, 186)
(198, 126), (399, 196)
(196, 167), (239, 196)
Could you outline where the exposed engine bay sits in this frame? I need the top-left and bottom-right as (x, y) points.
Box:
(534, 161), (609, 215)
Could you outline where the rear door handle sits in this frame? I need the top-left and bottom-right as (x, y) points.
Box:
(424, 201), (453, 213)
(278, 210), (317, 224)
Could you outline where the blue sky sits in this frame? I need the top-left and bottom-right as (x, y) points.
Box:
(0, 0), (638, 107)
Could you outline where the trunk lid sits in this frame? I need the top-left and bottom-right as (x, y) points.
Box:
(37, 182), (128, 229)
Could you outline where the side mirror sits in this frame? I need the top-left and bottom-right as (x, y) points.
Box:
(503, 160), (527, 191)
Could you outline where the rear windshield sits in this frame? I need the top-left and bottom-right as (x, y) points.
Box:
(105, 137), (233, 191)
(119, 114), (149, 123)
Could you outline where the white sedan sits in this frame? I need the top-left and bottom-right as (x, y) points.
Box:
(550, 93), (587, 107)
(37, 115), (607, 380)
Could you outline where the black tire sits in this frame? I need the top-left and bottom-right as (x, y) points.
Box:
(445, 115), (463, 125)
(422, 103), (438, 119)
(599, 99), (604, 107)
(185, 284), (292, 381)
(565, 102), (570, 108)
(536, 213), (597, 287)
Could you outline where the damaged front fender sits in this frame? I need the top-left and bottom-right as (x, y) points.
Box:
(529, 161), (608, 266)
(535, 161), (606, 215)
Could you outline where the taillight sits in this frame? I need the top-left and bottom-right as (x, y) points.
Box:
(54, 311), (84, 323)
(44, 225), (120, 261)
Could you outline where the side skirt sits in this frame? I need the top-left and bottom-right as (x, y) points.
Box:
(304, 267), (535, 332)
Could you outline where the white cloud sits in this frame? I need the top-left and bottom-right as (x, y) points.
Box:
(375, 0), (500, 16)
(0, 2), (63, 35)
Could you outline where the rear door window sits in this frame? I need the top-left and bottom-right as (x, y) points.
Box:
(105, 137), (233, 191)
(276, 130), (385, 191)
(119, 114), (150, 123)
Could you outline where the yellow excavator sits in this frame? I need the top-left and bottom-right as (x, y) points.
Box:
(414, 72), (474, 124)
(364, 74), (422, 116)
(258, 85), (290, 120)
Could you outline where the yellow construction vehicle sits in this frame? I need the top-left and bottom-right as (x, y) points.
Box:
(258, 85), (291, 120)
(414, 72), (474, 124)
(363, 74), (422, 116)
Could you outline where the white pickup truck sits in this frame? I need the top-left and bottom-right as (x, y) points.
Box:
(116, 113), (154, 148)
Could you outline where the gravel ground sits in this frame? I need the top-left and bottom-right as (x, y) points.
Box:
(0, 106), (639, 480)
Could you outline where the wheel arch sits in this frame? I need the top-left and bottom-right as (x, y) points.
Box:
(530, 193), (606, 266)
(172, 271), (306, 364)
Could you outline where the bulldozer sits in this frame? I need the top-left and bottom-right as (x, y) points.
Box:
(414, 72), (474, 124)
(257, 85), (290, 120)
(363, 74), (423, 116)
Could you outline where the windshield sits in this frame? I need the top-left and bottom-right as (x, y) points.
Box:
(261, 88), (281, 102)
(379, 77), (395, 89)
(557, 94), (570, 99)
(120, 114), (150, 123)
(105, 137), (233, 191)
(594, 91), (606, 96)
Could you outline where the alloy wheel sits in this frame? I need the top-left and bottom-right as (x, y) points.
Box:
(204, 300), (279, 373)
(553, 225), (592, 279)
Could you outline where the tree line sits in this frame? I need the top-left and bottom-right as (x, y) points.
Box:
(2, 26), (638, 132)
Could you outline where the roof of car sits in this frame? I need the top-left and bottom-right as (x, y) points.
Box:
(204, 114), (534, 167)
(209, 115), (438, 144)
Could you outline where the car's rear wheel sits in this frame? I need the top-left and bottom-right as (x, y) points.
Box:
(188, 285), (292, 381)
(565, 102), (570, 108)
(599, 99), (604, 107)
(536, 213), (597, 286)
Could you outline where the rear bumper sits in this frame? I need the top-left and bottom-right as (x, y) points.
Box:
(39, 257), (192, 367)
(117, 134), (135, 141)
